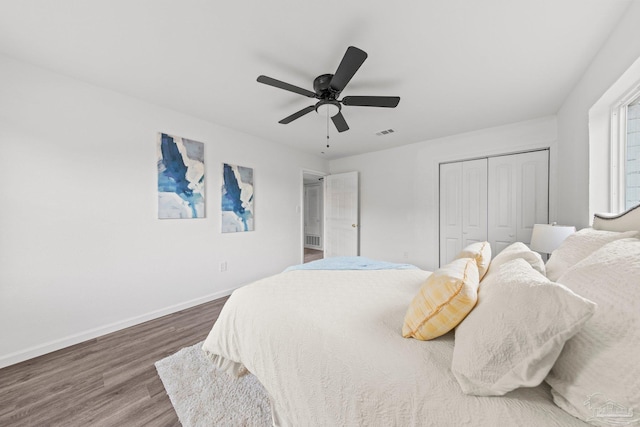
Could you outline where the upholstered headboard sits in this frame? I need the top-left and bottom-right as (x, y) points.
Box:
(592, 203), (640, 232)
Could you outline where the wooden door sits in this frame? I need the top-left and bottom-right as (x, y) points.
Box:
(488, 157), (517, 254)
(440, 159), (488, 266)
(516, 151), (549, 243)
(325, 172), (359, 257)
(488, 150), (548, 254)
(440, 162), (463, 266)
(462, 159), (488, 248)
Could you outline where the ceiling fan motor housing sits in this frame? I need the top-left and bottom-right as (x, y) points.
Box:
(313, 74), (342, 116)
(313, 74), (338, 98)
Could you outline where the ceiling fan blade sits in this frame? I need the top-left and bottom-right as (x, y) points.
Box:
(257, 75), (316, 98)
(342, 96), (400, 108)
(331, 111), (349, 132)
(279, 105), (316, 124)
(329, 46), (368, 93)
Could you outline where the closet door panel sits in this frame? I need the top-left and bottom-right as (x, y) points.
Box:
(439, 162), (463, 266)
(488, 159), (517, 254)
(440, 149), (548, 263)
(516, 151), (549, 244)
(461, 159), (488, 248)
(488, 150), (549, 254)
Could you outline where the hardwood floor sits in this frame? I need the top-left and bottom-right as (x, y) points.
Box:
(0, 296), (229, 426)
(304, 248), (323, 263)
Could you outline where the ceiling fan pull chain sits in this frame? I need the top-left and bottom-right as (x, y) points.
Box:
(326, 110), (330, 148)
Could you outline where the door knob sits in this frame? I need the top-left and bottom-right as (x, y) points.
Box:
(352, 224), (358, 228)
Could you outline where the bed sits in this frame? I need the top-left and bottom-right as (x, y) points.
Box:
(202, 206), (640, 426)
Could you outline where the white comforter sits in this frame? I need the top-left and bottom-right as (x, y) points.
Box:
(202, 269), (588, 426)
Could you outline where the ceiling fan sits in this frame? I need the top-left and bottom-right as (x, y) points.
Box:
(257, 46), (400, 133)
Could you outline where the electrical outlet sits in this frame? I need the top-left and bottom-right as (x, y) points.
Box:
(220, 261), (227, 272)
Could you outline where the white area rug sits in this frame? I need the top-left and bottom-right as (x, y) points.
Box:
(155, 342), (272, 426)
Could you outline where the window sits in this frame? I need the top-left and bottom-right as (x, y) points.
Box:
(611, 90), (640, 211)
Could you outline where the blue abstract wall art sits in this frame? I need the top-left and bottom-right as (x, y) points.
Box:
(221, 163), (254, 232)
(157, 133), (205, 219)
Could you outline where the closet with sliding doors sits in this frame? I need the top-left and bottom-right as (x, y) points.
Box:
(439, 149), (549, 267)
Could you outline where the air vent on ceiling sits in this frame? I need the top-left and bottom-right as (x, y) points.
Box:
(376, 128), (395, 136)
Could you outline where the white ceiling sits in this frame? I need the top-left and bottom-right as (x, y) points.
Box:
(0, 1), (632, 159)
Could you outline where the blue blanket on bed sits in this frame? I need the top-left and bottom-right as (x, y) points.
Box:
(284, 256), (418, 272)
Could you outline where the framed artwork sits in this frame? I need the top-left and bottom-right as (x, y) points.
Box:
(157, 132), (205, 219)
(221, 163), (254, 232)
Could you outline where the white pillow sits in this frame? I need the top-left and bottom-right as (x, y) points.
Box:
(546, 238), (640, 424)
(545, 228), (637, 281)
(455, 241), (491, 280)
(452, 258), (596, 396)
(484, 241), (545, 278)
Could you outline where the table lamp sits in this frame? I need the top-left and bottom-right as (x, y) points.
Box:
(530, 223), (576, 255)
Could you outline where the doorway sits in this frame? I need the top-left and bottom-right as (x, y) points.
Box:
(302, 171), (326, 263)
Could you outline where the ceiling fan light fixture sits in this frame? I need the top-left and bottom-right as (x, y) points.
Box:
(315, 101), (340, 117)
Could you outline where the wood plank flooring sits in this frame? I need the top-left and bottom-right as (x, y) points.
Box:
(304, 248), (323, 263)
(0, 296), (229, 426)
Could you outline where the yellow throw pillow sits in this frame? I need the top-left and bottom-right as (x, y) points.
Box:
(455, 241), (491, 279)
(402, 258), (480, 340)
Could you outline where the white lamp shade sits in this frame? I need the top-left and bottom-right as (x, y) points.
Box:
(530, 224), (576, 254)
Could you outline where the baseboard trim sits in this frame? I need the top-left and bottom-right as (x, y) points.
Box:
(0, 288), (235, 369)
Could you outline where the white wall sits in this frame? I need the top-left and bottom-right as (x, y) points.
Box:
(329, 116), (557, 271)
(0, 54), (328, 368)
(556, 1), (640, 227)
